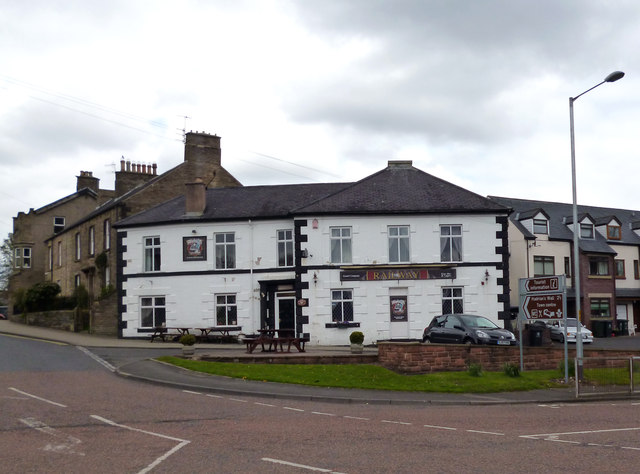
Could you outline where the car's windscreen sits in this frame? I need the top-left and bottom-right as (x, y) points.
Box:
(459, 315), (498, 329)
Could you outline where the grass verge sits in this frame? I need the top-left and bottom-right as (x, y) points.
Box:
(156, 356), (565, 393)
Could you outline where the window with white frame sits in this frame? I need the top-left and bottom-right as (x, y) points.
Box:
(277, 229), (293, 267)
(88, 226), (95, 256)
(331, 289), (353, 322)
(388, 226), (410, 263)
(48, 246), (53, 271)
(144, 236), (161, 272)
(215, 294), (237, 325)
(215, 233), (236, 269)
(140, 296), (166, 328)
(440, 225), (462, 262)
(14, 247), (31, 269)
(103, 219), (111, 250)
(74, 274), (81, 288)
(57, 241), (62, 267)
(330, 227), (352, 264)
(53, 216), (65, 233)
(442, 287), (463, 314)
(74, 233), (81, 260)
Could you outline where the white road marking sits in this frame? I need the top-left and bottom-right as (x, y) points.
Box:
(91, 415), (190, 474)
(424, 424), (457, 431)
(521, 427), (640, 440)
(20, 417), (84, 456)
(182, 390), (202, 395)
(262, 457), (345, 473)
(76, 346), (116, 372)
(254, 402), (276, 407)
(228, 398), (248, 403)
(343, 416), (370, 421)
(538, 404), (562, 409)
(312, 411), (336, 417)
(9, 387), (67, 408)
(206, 394), (224, 399)
(466, 430), (504, 436)
(283, 406), (305, 412)
(381, 420), (412, 426)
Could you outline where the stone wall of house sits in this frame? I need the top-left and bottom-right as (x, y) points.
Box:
(378, 342), (639, 374)
(22, 309), (89, 332)
(91, 292), (118, 336)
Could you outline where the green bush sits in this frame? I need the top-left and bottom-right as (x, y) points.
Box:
(24, 282), (61, 311)
(503, 363), (520, 377)
(72, 285), (89, 309)
(349, 331), (364, 345)
(99, 284), (116, 299)
(180, 334), (196, 346)
(467, 363), (483, 377)
(95, 252), (108, 271)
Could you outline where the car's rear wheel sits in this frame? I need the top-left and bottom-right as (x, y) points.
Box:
(463, 338), (474, 345)
(422, 336), (431, 343)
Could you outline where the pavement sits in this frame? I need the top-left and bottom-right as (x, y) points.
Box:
(2, 319), (639, 406)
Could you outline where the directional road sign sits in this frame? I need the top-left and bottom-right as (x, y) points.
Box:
(522, 294), (564, 320)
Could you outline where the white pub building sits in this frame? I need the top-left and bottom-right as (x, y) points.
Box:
(115, 160), (511, 345)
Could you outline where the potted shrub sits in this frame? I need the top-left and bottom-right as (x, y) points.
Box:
(349, 331), (364, 354)
(179, 334), (196, 358)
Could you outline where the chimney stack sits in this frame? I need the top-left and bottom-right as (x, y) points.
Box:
(184, 131), (221, 166)
(185, 178), (206, 216)
(76, 170), (100, 193)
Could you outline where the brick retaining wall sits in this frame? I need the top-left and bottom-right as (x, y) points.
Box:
(378, 342), (639, 374)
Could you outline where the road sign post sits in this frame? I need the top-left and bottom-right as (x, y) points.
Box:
(519, 276), (568, 382)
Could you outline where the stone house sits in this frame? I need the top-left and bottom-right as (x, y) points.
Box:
(11, 132), (241, 335)
(8, 175), (114, 314)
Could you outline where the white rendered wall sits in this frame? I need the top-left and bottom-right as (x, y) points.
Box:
(120, 213), (507, 343)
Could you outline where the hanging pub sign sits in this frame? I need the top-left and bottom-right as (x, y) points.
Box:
(183, 236), (207, 261)
(341, 267), (456, 282)
(390, 296), (408, 322)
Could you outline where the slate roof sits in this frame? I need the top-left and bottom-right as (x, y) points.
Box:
(117, 162), (509, 228)
(489, 196), (640, 254)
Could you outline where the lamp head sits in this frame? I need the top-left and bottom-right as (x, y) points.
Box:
(605, 71), (625, 83)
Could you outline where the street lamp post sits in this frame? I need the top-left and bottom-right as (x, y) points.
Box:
(570, 70), (624, 379)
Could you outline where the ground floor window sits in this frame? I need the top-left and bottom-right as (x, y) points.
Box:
(331, 289), (353, 322)
(442, 287), (463, 314)
(216, 294), (237, 326)
(141, 296), (166, 328)
(590, 298), (610, 318)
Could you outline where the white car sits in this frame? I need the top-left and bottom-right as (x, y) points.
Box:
(550, 318), (593, 343)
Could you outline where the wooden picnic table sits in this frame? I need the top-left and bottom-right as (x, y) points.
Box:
(242, 328), (307, 354)
(151, 325), (242, 342)
(150, 326), (191, 342)
(196, 326), (242, 341)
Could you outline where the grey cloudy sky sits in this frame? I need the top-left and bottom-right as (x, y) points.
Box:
(1, 0), (638, 241)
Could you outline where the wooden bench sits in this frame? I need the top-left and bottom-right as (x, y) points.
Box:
(196, 326), (242, 342)
(242, 332), (309, 353)
(150, 326), (190, 342)
(242, 335), (276, 353)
